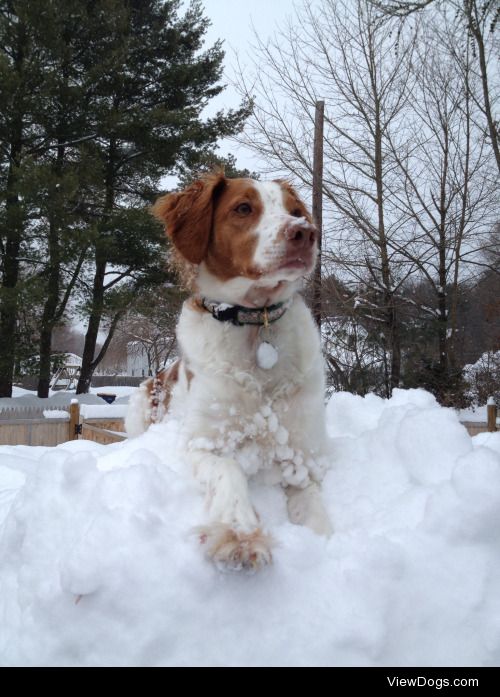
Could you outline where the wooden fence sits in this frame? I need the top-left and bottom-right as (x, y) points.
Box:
(462, 403), (498, 437)
(0, 402), (126, 446)
(0, 401), (497, 447)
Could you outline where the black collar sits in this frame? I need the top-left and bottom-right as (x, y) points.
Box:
(201, 298), (292, 327)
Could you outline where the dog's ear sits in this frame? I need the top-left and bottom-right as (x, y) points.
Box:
(152, 171), (226, 265)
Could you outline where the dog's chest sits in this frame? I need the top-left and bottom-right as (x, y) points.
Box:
(178, 297), (314, 396)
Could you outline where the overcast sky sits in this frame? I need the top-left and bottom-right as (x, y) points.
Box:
(199, 0), (296, 174)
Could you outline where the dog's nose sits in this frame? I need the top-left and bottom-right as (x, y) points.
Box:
(285, 223), (316, 246)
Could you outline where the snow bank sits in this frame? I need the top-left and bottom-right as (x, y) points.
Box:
(0, 388), (499, 667)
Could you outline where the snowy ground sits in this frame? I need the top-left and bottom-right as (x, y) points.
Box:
(0, 388), (499, 666)
(459, 404), (499, 424)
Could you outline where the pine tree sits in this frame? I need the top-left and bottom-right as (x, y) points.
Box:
(75, 0), (248, 393)
(0, 1), (44, 397)
(0, 0), (248, 396)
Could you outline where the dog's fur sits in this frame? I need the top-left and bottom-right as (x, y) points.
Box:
(126, 172), (332, 571)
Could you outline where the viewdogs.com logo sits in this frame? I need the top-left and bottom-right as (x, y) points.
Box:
(387, 677), (479, 689)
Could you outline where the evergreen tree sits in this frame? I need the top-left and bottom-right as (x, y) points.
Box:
(0, 0), (248, 396)
(75, 0), (248, 393)
(0, 1), (44, 396)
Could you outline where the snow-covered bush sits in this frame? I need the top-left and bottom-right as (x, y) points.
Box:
(463, 350), (500, 406)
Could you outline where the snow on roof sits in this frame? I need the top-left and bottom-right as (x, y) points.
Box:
(60, 352), (82, 366)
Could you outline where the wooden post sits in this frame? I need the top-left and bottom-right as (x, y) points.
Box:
(312, 100), (324, 330)
(487, 398), (497, 432)
(69, 399), (80, 440)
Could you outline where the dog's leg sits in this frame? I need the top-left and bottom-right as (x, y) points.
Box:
(286, 482), (333, 537)
(189, 451), (273, 572)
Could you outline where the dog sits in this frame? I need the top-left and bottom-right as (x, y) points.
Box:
(126, 171), (332, 571)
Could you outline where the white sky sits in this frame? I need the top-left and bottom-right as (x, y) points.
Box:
(198, 0), (295, 174)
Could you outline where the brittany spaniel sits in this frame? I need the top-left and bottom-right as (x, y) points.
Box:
(126, 172), (332, 571)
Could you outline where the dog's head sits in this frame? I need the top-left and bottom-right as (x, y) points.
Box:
(152, 171), (318, 307)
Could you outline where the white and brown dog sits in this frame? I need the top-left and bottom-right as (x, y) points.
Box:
(126, 171), (332, 571)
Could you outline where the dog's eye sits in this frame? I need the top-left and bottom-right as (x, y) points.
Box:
(235, 203), (252, 215)
(291, 208), (302, 218)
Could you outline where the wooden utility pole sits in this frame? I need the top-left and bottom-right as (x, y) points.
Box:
(312, 100), (324, 329)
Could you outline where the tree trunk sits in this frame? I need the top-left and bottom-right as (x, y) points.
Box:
(77, 136), (116, 394)
(312, 100), (324, 329)
(37, 324), (54, 398)
(76, 255), (106, 393)
(389, 302), (401, 392)
(37, 217), (61, 397)
(436, 119), (450, 400)
(0, 151), (23, 398)
(437, 287), (448, 394)
(465, 0), (500, 174)
(37, 134), (67, 398)
(0, 22), (26, 398)
(373, 85), (400, 392)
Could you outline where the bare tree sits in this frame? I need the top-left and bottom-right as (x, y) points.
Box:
(369, 0), (500, 174)
(236, 0), (418, 394)
(383, 17), (497, 399)
(234, 0), (498, 402)
(115, 284), (183, 376)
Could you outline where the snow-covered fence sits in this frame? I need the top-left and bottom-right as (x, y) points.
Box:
(0, 401), (127, 446)
(76, 403), (127, 444)
(0, 406), (70, 421)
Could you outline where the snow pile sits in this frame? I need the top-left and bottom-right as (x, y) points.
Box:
(0, 388), (499, 667)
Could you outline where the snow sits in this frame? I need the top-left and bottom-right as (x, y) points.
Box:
(89, 385), (137, 398)
(0, 388), (499, 667)
(11, 387), (37, 397)
(459, 404), (499, 424)
(10, 384), (135, 399)
(79, 404), (128, 419)
(256, 341), (279, 369)
(59, 352), (82, 366)
(1, 389), (132, 413)
(43, 410), (69, 420)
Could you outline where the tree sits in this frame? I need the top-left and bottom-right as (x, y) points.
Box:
(117, 284), (184, 376)
(0, 0), (43, 396)
(0, 0), (249, 396)
(30, 0), (98, 397)
(75, 0), (248, 393)
(236, 0), (417, 394)
(177, 152), (259, 188)
(384, 18), (497, 402)
(235, 0), (498, 403)
(369, 0), (500, 174)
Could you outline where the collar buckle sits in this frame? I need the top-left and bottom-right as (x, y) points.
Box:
(201, 298), (291, 327)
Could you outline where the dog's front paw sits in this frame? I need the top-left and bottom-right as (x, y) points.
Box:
(197, 524), (273, 573)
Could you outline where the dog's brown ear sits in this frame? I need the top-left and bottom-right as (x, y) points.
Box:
(152, 171), (226, 265)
